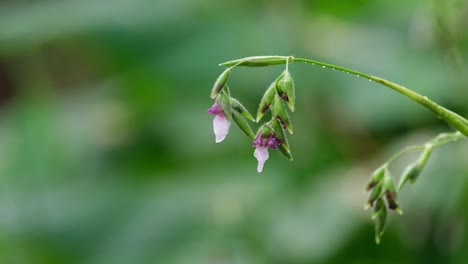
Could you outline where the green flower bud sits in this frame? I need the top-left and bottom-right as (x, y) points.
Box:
(256, 82), (277, 122)
(220, 56), (292, 67)
(383, 170), (402, 214)
(232, 111), (255, 139)
(371, 197), (386, 220)
(272, 93), (293, 134)
(210, 67), (232, 99)
(230, 98), (255, 122)
(398, 165), (418, 191)
(398, 146), (433, 190)
(365, 181), (383, 210)
(216, 90), (232, 122)
(271, 118), (293, 160)
(276, 70), (295, 112)
(373, 198), (387, 244)
(365, 166), (386, 191)
(256, 123), (272, 138)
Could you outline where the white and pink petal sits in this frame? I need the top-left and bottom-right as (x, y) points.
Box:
(254, 146), (269, 173)
(213, 114), (230, 143)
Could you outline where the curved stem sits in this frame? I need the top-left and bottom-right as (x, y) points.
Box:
(384, 131), (464, 165)
(292, 57), (468, 137)
(221, 56), (468, 136)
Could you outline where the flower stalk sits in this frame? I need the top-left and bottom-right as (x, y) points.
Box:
(221, 56), (468, 137)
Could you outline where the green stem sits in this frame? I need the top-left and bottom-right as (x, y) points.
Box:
(221, 56), (468, 136)
(292, 57), (468, 137)
(385, 131), (463, 164)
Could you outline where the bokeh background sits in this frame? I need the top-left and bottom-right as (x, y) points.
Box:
(0, 0), (467, 263)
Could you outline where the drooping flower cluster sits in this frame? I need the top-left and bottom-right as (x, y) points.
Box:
(364, 166), (401, 244)
(207, 55), (468, 245)
(207, 57), (295, 172)
(364, 141), (436, 244)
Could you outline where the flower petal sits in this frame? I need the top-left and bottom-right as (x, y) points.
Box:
(208, 102), (222, 115)
(254, 146), (269, 173)
(213, 114), (230, 143)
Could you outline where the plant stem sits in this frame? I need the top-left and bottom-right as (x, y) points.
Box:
(384, 131), (464, 164)
(221, 56), (468, 136)
(291, 57), (468, 136)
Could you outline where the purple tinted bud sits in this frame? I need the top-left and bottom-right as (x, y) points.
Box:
(252, 135), (262, 147)
(266, 136), (280, 149)
(252, 133), (281, 172)
(208, 102), (223, 116)
(208, 101), (230, 143)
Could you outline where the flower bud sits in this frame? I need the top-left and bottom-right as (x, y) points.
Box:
(252, 125), (282, 173)
(220, 56), (292, 67)
(256, 123), (272, 138)
(373, 198), (387, 244)
(276, 70), (295, 112)
(365, 166), (386, 191)
(232, 111), (255, 139)
(271, 118), (293, 160)
(365, 181), (383, 209)
(383, 170), (402, 214)
(371, 197), (385, 220)
(272, 94), (293, 134)
(230, 98), (255, 122)
(256, 82), (277, 122)
(216, 90), (232, 121)
(210, 67), (232, 99)
(397, 146), (433, 190)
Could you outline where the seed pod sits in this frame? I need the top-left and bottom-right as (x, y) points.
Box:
(276, 70), (295, 112)
(365, 166), (386, 191)
(272, 93), (293, 134)
(230, 97), (255, 122)
(220, 56), (291, 67)
(256, 82), (277, 122)
(210, 67), (232, 99)
(232, 111), (255, 139)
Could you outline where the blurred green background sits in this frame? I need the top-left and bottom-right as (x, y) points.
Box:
(0, 0), (467, 263)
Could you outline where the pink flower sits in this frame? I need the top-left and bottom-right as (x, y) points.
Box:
(252, 134), (280, 172)
(208, 102), (231, 143)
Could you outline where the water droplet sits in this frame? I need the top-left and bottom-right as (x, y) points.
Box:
(322, 66), (325, 68)
(369, 79), (372, 82)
